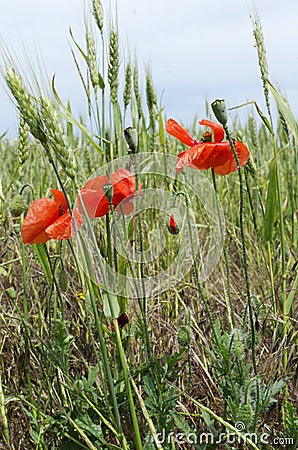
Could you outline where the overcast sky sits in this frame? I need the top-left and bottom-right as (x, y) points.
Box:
(1, 0), (298, 137)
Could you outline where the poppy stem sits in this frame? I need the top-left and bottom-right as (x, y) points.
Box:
(175, 191), (221, 348)
(19, 183), (35, 197)
(223, 124), (260, 429)
(211, 168), (235, 329)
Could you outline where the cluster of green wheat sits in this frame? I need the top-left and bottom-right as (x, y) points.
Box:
(0, 2), (297, 450)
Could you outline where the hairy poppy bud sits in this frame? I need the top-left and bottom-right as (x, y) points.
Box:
(211, 99), (228, 126)
(102, 183), (114, 204)
(6, 287), (17, 300)
(10, 194), (25, 217)
(124, 127), (138, 153)
(166, 208), (181, 235)
(177, 324), (191, 347)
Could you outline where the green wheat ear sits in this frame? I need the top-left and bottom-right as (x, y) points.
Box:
(133, 64), (143, 120)
(252, 12), (271, 119)
(40, 95), (77, 180)
(86, 29), (99, 97)
(123, 62), (132, 112)
(18, 116), (29, 165)
(92, 0), (104, 34)
(108, 28), (119, 106)
(5, 67), (47, 144)
(146, 71), (158, 127)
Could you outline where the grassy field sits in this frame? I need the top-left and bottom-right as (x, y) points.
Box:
(0, 1), (297, 449)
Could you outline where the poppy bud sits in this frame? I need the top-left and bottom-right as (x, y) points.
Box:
(102, 183), (114, 204)
(110, 313), (129, 332)
(177, 324), (191, 347)
(166, 208), (181, 235)
(211, 99), (228, 126)
(10, 194), (25, 217)
(5, 287), (17, 300)
(124, 127), (138, 153)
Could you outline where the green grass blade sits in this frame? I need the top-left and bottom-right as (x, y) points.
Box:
(33, 244), (53, 283)
(285, 269), (298, 315)
(268, 80), (298, 144)
(263, 157), (278, 241)
(51, 77), (104, 154)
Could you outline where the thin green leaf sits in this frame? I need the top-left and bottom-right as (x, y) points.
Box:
(0, 130), (8, 140)
(70, 27), (105, 90)
(69, 27), (88, 63)
(285, 269), (298, 315)
(66, 100), (75, 146)
(34, 244), (53, 283)
(268, 80), (298, 144)
(254, 102), (273, 134)
(103, 294), (120, 318)
(97, 71), (105, 90)
(51, 77), (104, 154)
(263, 157), (278, 241)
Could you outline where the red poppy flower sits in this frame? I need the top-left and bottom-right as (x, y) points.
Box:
(78, 175), (110, 218)
(21, 189), (83, 244)
(78, 168), (142, 218)
(166, 118), (250, 175)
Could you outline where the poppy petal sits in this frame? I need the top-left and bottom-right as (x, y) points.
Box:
(176, 144), (207, 172)
(197, 142), (234, 169)
(176, 143), (227, 172)
(46, 209), (83, 240)
(213, 141), (250, 175)
(21, 198), (59, 244)
(77, 188), (110, 218)
(111, 168), (142, 211)
(50, 189), (68, 212)
(115, 197), (135, 215)
(166, 118), (198, 147)
(82, 175), (110, 191)
(78, 175), (110, 218)
(199, 119), (225, 143)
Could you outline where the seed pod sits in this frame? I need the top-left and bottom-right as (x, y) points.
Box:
(124, 127), (138, 153)
(211, 99), (228, 126)
(102, 183), (113, 204)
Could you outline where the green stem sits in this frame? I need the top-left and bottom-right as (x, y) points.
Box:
(176, 191), (221, 347)
(211, 169), (235, 328)
(223, 125), (259, 429)
(113, 320), (143, 450)
(21, 243), (36, 420)
(84, 266), (129, 449)
(78, 196), (141, 448)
